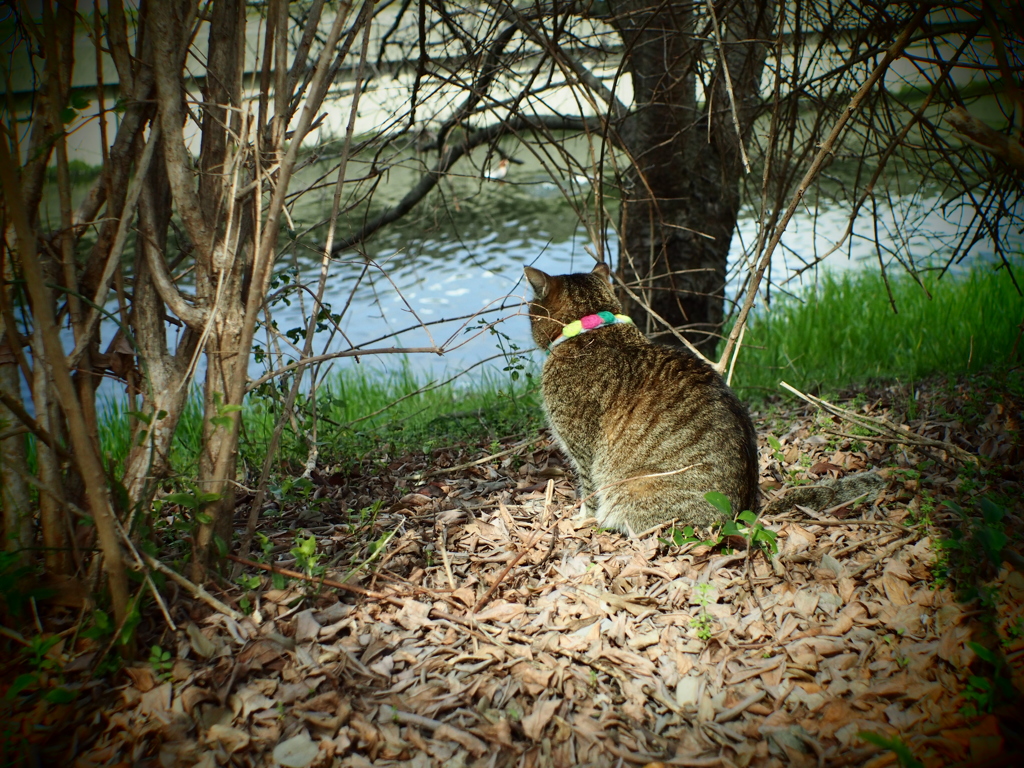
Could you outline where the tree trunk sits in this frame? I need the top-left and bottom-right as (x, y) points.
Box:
(122, 149), (199, 512)
(193, 317), (247, 577)
(169, 0), (250, 577)
(610, 0), (773, 356)
(31, 349), (71, 574)
(0, 334), (32, 565)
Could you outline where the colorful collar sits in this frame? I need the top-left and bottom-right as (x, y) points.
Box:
(548, 312), (633, 351)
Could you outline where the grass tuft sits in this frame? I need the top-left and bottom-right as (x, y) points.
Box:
(727, 263), (1023, 400)
(96, 361), (541, 481)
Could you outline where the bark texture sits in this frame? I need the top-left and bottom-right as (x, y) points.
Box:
(0, 335), (32, 563)
(609, 0), (773, 355)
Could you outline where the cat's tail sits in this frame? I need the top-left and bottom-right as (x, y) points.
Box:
(761, 471), (887, 517)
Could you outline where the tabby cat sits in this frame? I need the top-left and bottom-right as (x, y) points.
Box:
(525, 262), (759, 533)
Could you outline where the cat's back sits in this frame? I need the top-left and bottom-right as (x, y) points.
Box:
(543, 327), (748, 440)
(543, 327), (759, 515)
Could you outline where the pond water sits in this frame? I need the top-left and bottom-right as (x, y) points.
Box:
(45, 140), (1022, 406)
(251, 144), (1021, 388)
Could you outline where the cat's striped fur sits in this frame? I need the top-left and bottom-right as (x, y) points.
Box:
(526, 262), (759, 533)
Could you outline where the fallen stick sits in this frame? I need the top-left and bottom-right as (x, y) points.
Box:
(846, 534), (917, 578)
(226, 553), (402, 603)
(143, 553), (245, 622)
(780, 380), (977, 465)
(401, 436), (543, 481)
(472, 525), (552, 613)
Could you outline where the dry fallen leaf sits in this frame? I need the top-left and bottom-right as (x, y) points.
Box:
(272, 731), (320, 768)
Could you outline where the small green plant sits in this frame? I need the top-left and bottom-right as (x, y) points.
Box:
(0, 552), (54, 617)
(209, 391), (243, 431)
(6, 635), (77, 705)
(660, 525), (701, 548)
(160, 485), (223, 527)
(935, 497), (1009, 595)
(734, 510), (779, 556)
(149, 645), (173, 681)
(237, 573), (262, 591)
(766, 434), (785, 462)
(24, 635), (63, 672)
(691, 612), (714, 641)
(890, 468), (921, 481)
(269, 476), (326, 517)
(658, 494), (779, 559)
(690, 582), (716, 641)
(366, 530), (393, 557)
(291, 535), (324, 580)
(704, 492), (779, 556)
(253, 532), (274, 560)
(786, 469), (814, 486)
(959, 642), (1015, 717)
(1004, 617), (1024, 644)
(858, 732), (923, 768)
(356, 499), (385, 527)
(909, 490), (936, 525)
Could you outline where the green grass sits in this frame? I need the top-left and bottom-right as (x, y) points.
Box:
(243, 361), (541, 471)
(727, 263), (1023, 401)
(45, 159), (103, 184)
(97, 360), (542, 482)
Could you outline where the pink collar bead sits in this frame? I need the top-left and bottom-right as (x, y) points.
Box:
(548, 312), (633, 351)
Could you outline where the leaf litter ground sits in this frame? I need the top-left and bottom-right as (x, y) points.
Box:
(5, 370), (1024, 768)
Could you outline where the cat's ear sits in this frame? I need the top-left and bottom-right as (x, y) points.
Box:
(524, 266), (551, 299)
(592, 262), (611, 282)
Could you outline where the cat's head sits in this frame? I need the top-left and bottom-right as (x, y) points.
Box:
(524, 263), (622, 347)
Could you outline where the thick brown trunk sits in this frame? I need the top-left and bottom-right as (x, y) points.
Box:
(0, 335), (32, 565)
(192, 320), (246, 579)
(610, 0), (772, 356)
(31, 351), (71, 574)
(33, 364), (71, 573)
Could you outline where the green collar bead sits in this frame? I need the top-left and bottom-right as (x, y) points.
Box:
(548, 312), (633, 351)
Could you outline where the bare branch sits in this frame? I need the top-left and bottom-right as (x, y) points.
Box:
(150, 1), (211, 262)
(330, 114), (602, 254)
(944, 106), (1024, 173)
(716, 5), (930, 374)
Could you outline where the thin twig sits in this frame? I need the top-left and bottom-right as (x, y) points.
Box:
(780, 380), (977, 464)
(0, 391), (73, 461)
(472, 525), (552, 613)
(439, 531), (457, 592)
(715, 6), (929, 374)
(337, 527), (399, 585)
(226, 554), (407, 604)
(830, 530), (901, 560)
(705, 0), (750, 174)
(777, 518), (914, 532)
(402, 437), (543, 481)
(142, 553), (244, 622)
(68, 124), (159, 368)
(846, 534), (917, 578)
